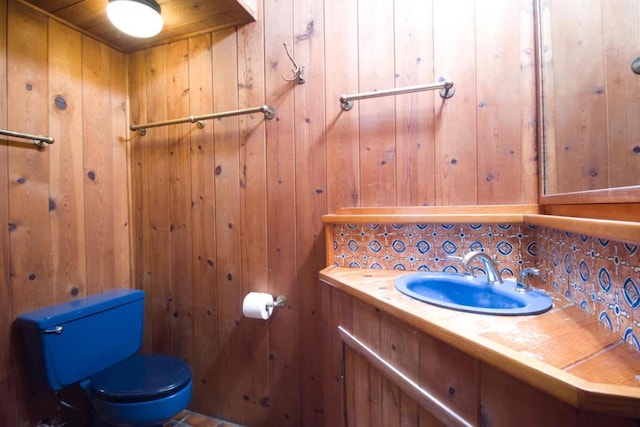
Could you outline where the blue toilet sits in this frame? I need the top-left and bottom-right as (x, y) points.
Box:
(15, 289), (192, 426)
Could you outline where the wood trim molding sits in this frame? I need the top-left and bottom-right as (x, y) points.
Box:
(524, 214), (640, 244)
(323, 204), (640, 245)
(541, 203), (640, 222)
(322, 204), (541, 224)
(540, 188), (640, 205)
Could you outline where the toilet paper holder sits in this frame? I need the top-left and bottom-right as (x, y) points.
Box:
(243, 292), (287, 320)
(268, 295), (287, 309)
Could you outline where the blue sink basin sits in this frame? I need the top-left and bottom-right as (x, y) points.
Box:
(394, 272), (553, 316)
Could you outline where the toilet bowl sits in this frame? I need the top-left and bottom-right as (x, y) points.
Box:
(15, 289), (192, 426)
(87, 354), (192, 426)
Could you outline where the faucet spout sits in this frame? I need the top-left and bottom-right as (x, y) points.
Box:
(462, 251), (503, 284)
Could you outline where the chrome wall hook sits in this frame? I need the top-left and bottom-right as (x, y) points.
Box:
(281, 43), (305, 84)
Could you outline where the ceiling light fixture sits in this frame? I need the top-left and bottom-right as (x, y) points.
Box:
(106, 0), (164, 38)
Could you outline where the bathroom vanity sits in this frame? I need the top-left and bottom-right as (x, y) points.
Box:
(320, 207), (640, 426)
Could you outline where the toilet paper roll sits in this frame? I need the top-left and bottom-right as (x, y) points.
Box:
(242, 292), (274, 320)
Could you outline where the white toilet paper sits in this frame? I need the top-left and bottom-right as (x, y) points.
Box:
(242, 292), (274, 320)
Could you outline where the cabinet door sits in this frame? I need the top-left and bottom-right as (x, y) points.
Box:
(342, 302), (478, 426)
(479, 363), (573, 426)
(418, 333), (479, 424)
(345, 346), (448, 427)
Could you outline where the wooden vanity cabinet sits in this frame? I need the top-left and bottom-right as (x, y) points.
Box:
(323, 286), (637, 427)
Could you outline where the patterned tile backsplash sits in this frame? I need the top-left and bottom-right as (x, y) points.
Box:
(331, 223), (538, 275)
(538, 227), (640, 350)
(330, 223), (640, 350)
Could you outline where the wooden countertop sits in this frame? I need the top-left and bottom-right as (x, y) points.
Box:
(320, 266), (640, 419)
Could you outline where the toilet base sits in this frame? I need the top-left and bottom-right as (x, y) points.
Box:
(88, 379), (192, 427)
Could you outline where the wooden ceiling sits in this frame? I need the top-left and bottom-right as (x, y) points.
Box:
(20, 0), (257, 53)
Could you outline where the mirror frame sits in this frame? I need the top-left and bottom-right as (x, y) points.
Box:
(534, 0), (640, 205)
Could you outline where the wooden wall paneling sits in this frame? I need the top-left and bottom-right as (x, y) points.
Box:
(7, 2), (55, 424)
(48, 20), (86, 302)
(292, 0), (326, 423)
(236, 0), (271, 421)
(603, 0), (640, 188)
(476, 0), (537, 204)
(433, 0), (478, 205)
(186, 33), (219, 415)
(419, 346), (450, 426)
(519, 0), (539, 203)
(478, 363), (573, 427)
(0, 1), (16, 424)
(128, 50), (152, 352)
(343, 342), (451, 427)
(418, 332), (478, 425)
(417, 407), (448, 427)
(352, 299), (382, 426)
(380, 312), (420, 426)
(573, 411), (638, 427)
(211, 28), (244, 419)
(108, 48), (131, 290)
(7, 0), (52, 327)
(81, 37), (109, 295)
(81, 37), (116, 294)
(345, 346), (443, 427)
(337, 288), (355, 427)
(165, 39), (194, 370)
(548, 0), (607, 193)
(0, 0), (588, 424)
(144, 45), (173, 355)
(322, 287), (353, 427)
(538, 0), (557, 195)
(324, 0), (359, 211)
(344, 343), (357, 427)
(357, 0), (396, 206)
(264, 0), (299, 424)
(3, 4), (130, 424)
(345, 346), (402, 427)
(394, 0), (435, 207)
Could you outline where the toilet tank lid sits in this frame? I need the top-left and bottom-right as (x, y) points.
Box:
(15, 289), (145, 330)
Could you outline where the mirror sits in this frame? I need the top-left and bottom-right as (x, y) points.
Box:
(538, 0), (640, 203)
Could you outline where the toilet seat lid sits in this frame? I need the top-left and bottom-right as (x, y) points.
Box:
(90, 354), (192, 403)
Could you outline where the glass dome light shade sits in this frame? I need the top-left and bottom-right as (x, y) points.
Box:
(107, 0), (164, 38)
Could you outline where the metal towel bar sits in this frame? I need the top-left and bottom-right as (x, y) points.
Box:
(340, 79), (455, 111)
(0, 128), (55, 147)
(130, 104), (276, 136)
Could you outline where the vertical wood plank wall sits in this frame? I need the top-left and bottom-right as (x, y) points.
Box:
(0, 0), (10, 422)
(128, 0), (537, 425)
(0, 1), (131, 425)
(2, 0), (537, 426)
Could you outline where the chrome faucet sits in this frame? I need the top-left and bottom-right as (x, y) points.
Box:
(461, 250), (503, 284)
(515, 267), (540, 292)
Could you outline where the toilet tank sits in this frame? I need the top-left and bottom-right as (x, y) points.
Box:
(15, 289), (145, 391)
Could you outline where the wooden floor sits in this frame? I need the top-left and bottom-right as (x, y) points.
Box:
(164, 410), (243, 427)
